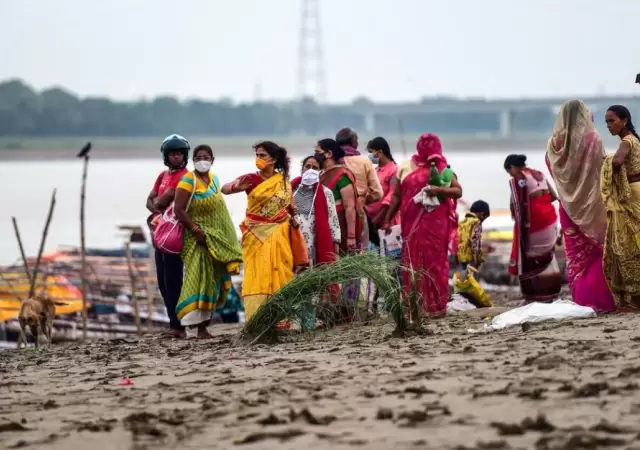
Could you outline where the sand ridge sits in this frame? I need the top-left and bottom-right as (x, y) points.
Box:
(2, 308), (640, 450)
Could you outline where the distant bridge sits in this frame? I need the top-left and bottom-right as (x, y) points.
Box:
(341, 95), (640, 137)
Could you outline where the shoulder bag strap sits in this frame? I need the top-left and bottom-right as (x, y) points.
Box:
(185, 171), (197, 213)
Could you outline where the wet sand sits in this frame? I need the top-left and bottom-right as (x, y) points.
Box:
(2, 295), (640, 449)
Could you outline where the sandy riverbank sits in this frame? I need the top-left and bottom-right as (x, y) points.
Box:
(2, 291), (640, 450)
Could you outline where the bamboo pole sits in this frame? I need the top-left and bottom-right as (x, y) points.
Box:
(145, 242), (156, 332)
(11, 217), (32, 286)
(28, 189), (57, 298)
(125, 242), (142, 336)
(78, 143), (91, 341)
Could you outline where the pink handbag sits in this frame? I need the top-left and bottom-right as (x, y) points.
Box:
(152, 173), (196, 254)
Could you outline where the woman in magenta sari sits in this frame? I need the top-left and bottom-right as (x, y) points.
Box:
(546, 100), (615, 312)
(384, 133), (462, 318)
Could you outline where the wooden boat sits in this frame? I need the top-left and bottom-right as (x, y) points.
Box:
(0, 223), (168, 347)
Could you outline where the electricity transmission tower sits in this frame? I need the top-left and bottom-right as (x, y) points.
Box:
(296, 0), (327, 103)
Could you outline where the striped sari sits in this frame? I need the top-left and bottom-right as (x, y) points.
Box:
(508, 168), (562, 302)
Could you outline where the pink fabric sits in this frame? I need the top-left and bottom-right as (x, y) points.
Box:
(400, 165), (451, 317)
(368, 162), (400, 225)
(523, 169), (550, 194)
(411, 133), (458, 254)
(152, 168), (188, 197)
(412, 133), (447, 170)
(559, 203), (615, 313)
(153, 206), (185, 254)
(342, 145), (360, 157)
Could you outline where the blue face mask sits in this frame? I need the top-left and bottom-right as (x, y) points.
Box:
(368, 153), (379, 164)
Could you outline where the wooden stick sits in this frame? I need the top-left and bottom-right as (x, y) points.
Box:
(125, 242), (142, 336)
(79, 154), (89, 341)
(11, 217), (32, 286)
(37, 271), (50, 298)
(28, 189), (57, 298)
(145, 242), (156, 332)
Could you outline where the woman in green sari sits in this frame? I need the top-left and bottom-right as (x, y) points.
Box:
(174, 145), (243, 338)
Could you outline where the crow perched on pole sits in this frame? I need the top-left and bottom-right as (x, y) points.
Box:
(77, 142), (91, 158)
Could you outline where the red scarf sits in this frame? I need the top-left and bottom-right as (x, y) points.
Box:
(291, 177), (339, 304)
(291, 177), (336, 265)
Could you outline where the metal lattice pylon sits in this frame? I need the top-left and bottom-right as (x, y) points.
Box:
(296, 0), (327, 102)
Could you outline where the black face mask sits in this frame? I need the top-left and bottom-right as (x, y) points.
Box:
(314, 152), (327, 167)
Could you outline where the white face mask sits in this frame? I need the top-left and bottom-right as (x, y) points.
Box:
(301, 169), (320, 186)
(194, 160), (212, 173)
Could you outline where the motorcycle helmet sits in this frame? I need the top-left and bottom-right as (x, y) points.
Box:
(160, 134), (189, 167)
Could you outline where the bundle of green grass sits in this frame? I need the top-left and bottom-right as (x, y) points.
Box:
(241, 252), (405, 342)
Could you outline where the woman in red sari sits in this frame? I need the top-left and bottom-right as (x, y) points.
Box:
(505, 154), (562, 302)
(316, 138), (363, 318)
(384, 133), (462, 318)
(316, 139), (362, 253)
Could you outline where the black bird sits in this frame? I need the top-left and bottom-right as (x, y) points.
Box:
(76, 142), (92, 158)
(636, 73), (640, 84)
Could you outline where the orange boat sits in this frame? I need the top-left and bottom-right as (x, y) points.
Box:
(0, 272), (85, 322)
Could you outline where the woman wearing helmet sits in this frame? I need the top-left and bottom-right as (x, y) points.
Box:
(146, 134), (190, 337)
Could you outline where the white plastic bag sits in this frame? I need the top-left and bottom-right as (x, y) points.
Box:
(447, 294), (477, 312)
(379, 225), (402, 258)
(468, 299), (596, 333)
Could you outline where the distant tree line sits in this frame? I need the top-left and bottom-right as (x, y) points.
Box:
(0, 79), (560, 138)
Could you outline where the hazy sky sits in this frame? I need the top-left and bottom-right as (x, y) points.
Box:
(2, 0), (639, 103)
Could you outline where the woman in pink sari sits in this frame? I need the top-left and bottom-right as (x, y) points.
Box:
(546, 100), (615, 312)
(384, 133), (462, 318)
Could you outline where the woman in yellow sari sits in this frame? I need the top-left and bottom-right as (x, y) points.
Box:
(222, 141), (296, 321)
(601, 105), (640, 310)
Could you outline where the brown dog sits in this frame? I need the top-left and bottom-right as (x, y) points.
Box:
(17, 296), (67, 349)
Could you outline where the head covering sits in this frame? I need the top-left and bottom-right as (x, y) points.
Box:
(161, 134), (190, 168)
(412, 133), (447, 170)
(161, 134), (190, 154)
(546, 99), (607, 243)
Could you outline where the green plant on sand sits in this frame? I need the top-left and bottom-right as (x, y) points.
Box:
(241, 252), (407, 343)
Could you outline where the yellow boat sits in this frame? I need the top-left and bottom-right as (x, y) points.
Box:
(0, 272), (85, 322)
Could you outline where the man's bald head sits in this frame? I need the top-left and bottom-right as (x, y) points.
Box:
(335, 128), (358, 149)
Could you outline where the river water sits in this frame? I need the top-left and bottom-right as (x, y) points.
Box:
(0, 148), (551, 265)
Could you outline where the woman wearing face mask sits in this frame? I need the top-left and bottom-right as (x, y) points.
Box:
(291, 156), (341, 267)
(173, 145), (243, 339)
(315, 138), (363, 320)
(290, 156), (342, 329)
(316, 138), (362, 253)
(221, 141), (295, 321)
(367, 137), (400, 229)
